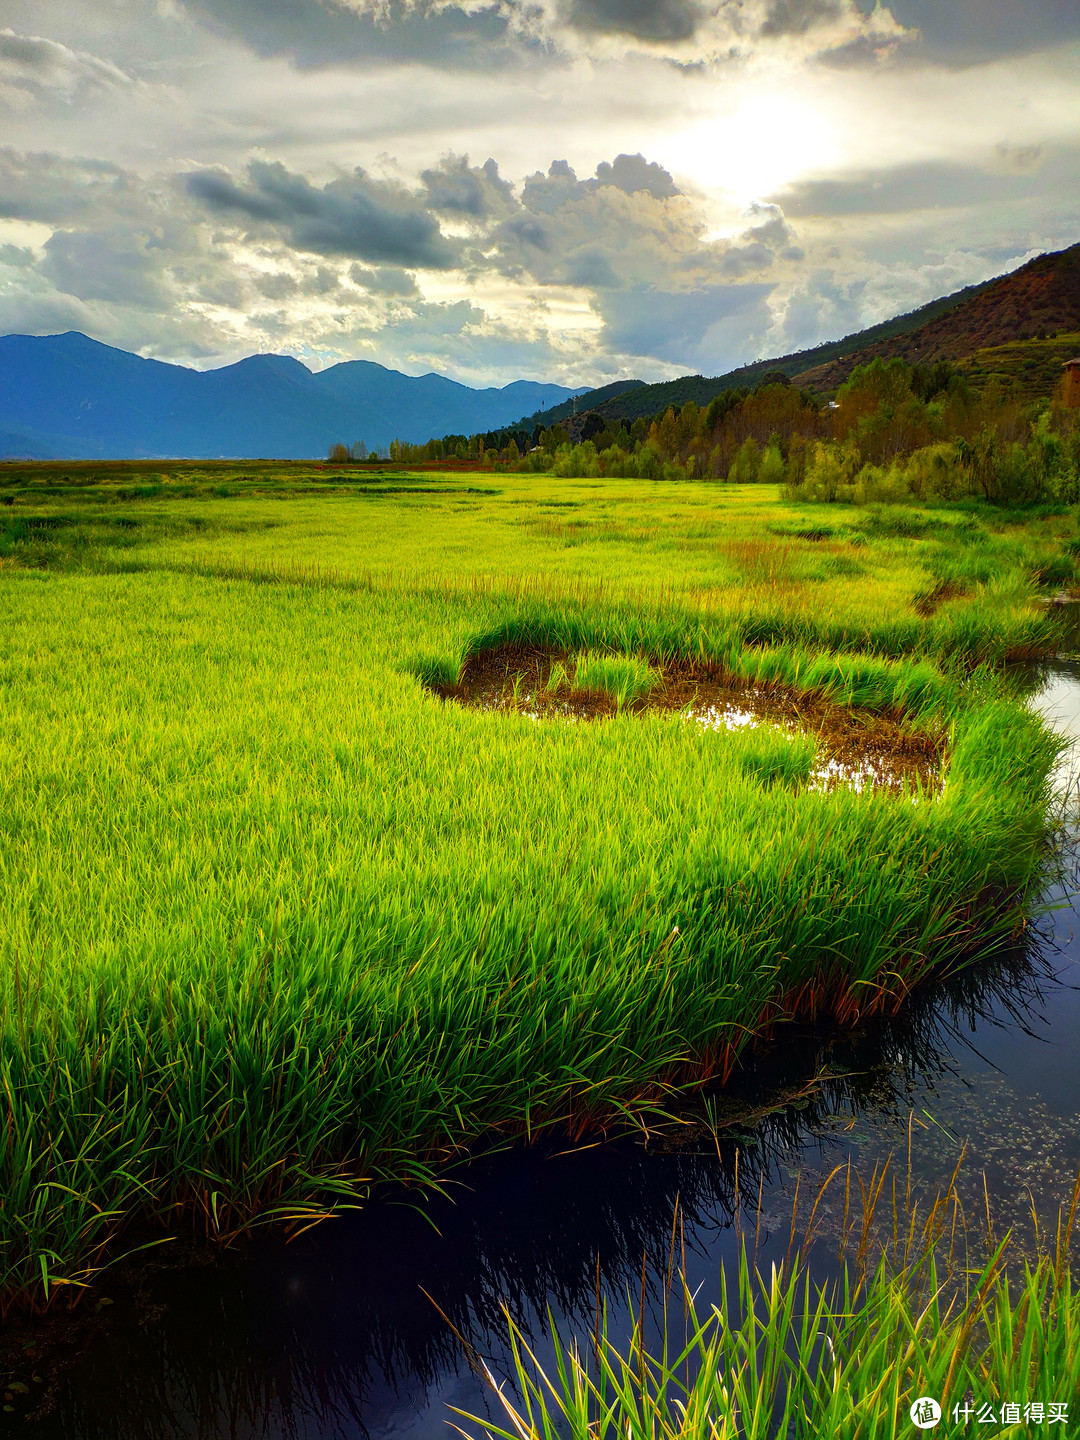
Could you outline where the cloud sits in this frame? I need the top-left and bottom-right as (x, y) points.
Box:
(598, 280), (774, 366)
(172, 0), (913, 69)
(564, 250), (621, 287)
(0, 241), (35, 267)
(565, 0), (704, 42)
(39, 228), (172, 307)
(594, 153), (679, 199)
(518, 154), (680, 217)
(0, 146), (126, 224)
(421, 155), (514, 217)
(0, 28), (136, 105)
(741, 201), (797, 248)
(175, 0), (514, 70)
(492, 156), (790, 300)
(186, 160), (459, 268)
(760, 0), (843, 37)
(0, 284), (94, 337)
(772, 151), (1079, 217)
(349, 263), (420, 296)
(993, 143), (1045, 175)
(883, 0), (1080, 65)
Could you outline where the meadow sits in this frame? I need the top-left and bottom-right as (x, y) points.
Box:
(0, 462), (1074, 1325)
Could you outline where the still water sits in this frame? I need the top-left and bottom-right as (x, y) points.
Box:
(11, 637), (1080, 1439)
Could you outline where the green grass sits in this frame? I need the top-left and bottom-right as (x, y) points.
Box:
(570, 651), (661, 708)
(460, 1165), (1080, 1440)
(462, 1249), (1080, 1440)
(0, 466), (1073, 1313)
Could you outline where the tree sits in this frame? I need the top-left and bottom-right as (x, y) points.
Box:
(327, 442), (349, 463)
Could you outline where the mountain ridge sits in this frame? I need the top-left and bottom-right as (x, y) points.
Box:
(0, 332), (583, 459)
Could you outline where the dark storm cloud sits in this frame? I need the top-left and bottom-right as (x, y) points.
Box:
(565, 0), (704, 42)
(186, 161), (459, 268)
(420, 156), (514, 218)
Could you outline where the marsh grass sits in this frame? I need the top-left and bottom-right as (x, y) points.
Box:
(571, 652), (662, 710)
(457, 1163), (1080, 1440)
(442, 641), (944, 793)
(0, 468), (1073, 1315)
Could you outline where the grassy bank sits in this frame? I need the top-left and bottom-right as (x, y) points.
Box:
(0, 468), (1072, 1313)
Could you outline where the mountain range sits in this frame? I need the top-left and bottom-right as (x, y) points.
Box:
(0, 332), (582, 460)
(4, 242), (1078, 460)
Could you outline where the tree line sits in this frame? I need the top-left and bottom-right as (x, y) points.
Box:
(327, 357), (1080, 505)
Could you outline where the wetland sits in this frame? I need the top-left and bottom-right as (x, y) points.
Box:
(2, 466), (1079, 1433)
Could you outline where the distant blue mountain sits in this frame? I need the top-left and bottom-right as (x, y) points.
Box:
(0, 332), (583, 459)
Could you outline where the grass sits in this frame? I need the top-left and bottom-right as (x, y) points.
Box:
(570, 651), (661, 709)
(459, 1164), (1080, 1440)
(461, 1250), (1080, 1440)
(0, 465), (1074, 1314)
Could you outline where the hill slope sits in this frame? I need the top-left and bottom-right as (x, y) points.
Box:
(518, 273), (1006, 431)
(519, 242), (1080, 433)
(0, 333), (582, 459)
(793, 243), (1080, 391)
(954, 332), (1080, 402)
(515, 378), (648, 429)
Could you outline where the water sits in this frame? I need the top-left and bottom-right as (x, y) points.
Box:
(446, 644), (941, 793)
(8, 636), (1080, 1438)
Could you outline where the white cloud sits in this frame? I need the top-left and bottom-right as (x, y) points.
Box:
(0, 28), (137, 109)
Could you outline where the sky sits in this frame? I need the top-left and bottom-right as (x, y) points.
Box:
(1, 0), (1078, 387)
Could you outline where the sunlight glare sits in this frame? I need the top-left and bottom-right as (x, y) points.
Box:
(670, 93), (838, 205)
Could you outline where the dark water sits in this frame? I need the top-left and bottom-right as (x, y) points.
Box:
(9, 632), (1080, 1438)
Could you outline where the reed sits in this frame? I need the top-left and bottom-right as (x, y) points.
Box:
(571, 651), (661, 709)
(460, 1253), (1080, 1440)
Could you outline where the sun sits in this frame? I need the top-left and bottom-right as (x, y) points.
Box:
(666, 92), (838, 206)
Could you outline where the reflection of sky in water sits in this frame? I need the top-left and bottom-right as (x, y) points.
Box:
(691, 698), (917, 793)
(20, 657), (1080, 1440)
(460, 649), (938, 795)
